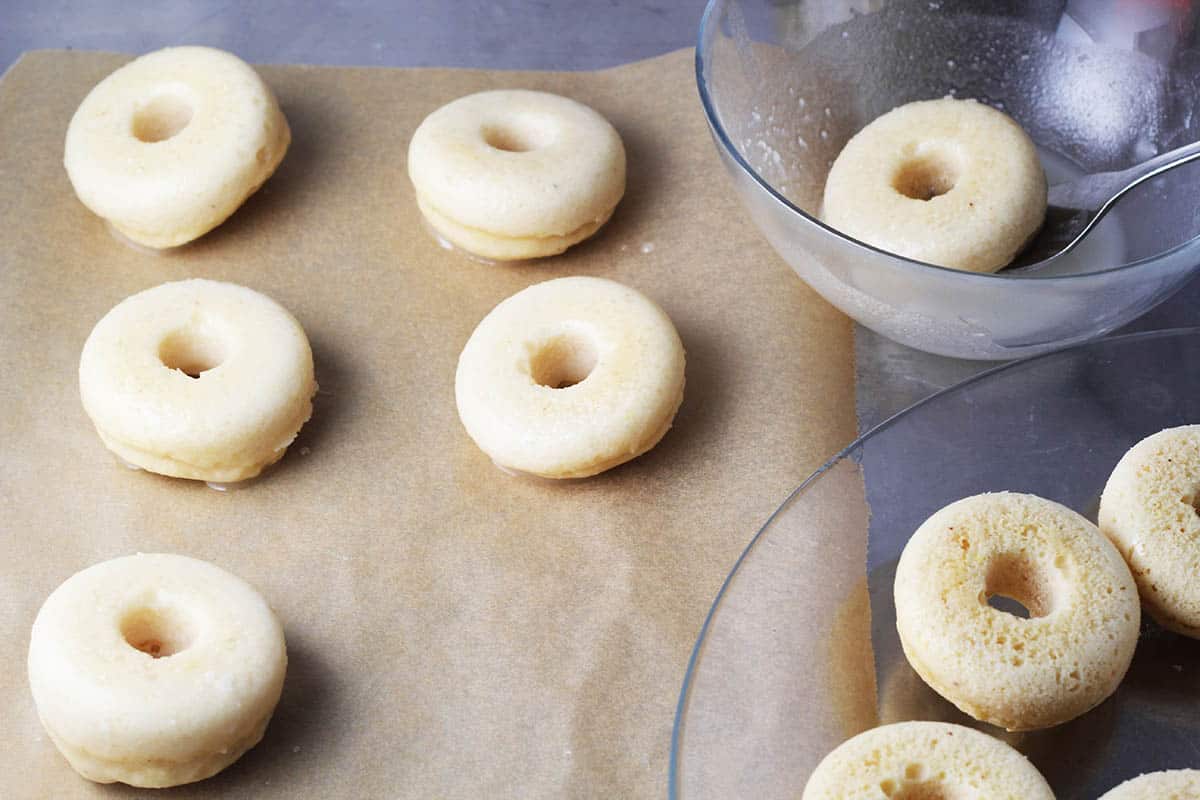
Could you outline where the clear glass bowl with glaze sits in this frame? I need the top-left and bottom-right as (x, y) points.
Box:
(697, 0), (1200, 359)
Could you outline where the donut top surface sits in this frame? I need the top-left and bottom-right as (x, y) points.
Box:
(1099, 769), (1200, 799)
(894, 491), (1139, 730)
(455, 276), (684, 478)
(27, 553), (286, 765)
(821, 97), (1047, 273)
(407, 89), (626, 239)
(63, 46), (290, 247)
(78, 278), (315, 480)
(1099, 425), (1200, 635)
(801, 721), (1054, 799)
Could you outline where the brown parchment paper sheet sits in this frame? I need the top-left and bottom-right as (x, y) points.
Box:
(0, 49), (859, 798)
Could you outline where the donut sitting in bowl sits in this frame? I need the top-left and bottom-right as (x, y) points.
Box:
(821, 97), (1047, 273)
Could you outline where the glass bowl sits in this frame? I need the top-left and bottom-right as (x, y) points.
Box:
(697, 0), (1200, 359)
(670, 327), (1200, 799)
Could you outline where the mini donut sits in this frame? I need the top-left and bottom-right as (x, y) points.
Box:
(64, 46), (290, 248)
(28, 553), (287, 787)
(408, 90), (626, 261)
(79, 278), (316, 483)
(455, 276), (685, 478)
(1098, 769), (1200, 799)
(894, 492), (1139, 731)
(1099, 425), (1200, 637)
(802, 721), (1054, 799)
(821, 97), (1047, 273)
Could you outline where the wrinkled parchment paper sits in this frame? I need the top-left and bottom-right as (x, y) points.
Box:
(0, 49), (858, 798)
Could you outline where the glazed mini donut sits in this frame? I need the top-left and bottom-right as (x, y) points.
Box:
(28, 553), (287, 787)
(1099, 425), (1200, 637)
(802, 721), (1054, 799)
(455, 276), (685, 478)
(821, 97), (1046, 273)
(1098, 769), (1200, 799)
(894, 492), (1139, 731)
(79, 278), (316, 483)
(408, 90), (626, 261)
(64, 46), (290, 248)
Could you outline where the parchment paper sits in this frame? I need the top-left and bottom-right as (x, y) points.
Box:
(0, 49), (858, 798)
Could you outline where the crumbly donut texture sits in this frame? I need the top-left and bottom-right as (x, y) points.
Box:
(408, 90), (626, 260)
(28, 553), (287, 788)
(895, 492), (1139, 731)
(821, 97), (1047, 273)
(64, 46), (290, 248)
(802, 721), (1054, 799)
(79, 279), (316, 482)
(455, 276), (685, 478)
(1099, 769), (1200, 799)
(1100, 425), (1200, 637)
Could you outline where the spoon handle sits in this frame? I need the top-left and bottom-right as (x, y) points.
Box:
(1048, 139), (1200, 211)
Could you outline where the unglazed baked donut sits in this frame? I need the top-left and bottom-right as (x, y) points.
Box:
(822, 97), (1046, 272)
(802, 721), (1054, 799)
(408, 90), (625, 260)
(79, 279), (316, 482)
(456, 276), (684, 478)
(28, 553), (287, 787)
(64, 46), (290, 248)
(1100, 425), (1200, 637)
(895, 492), (1139, 731)
(1099, 769), (1200, 799)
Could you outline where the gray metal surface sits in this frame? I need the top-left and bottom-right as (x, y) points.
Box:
(2, 0), (1196, 429)
(0, 1), (700, 72)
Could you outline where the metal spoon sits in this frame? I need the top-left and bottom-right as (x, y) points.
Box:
(1007, 139), (1200, 272)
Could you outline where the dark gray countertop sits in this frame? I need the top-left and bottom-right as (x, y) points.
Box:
(0, 1), (700, 72)
(5, 0), (1196, 434)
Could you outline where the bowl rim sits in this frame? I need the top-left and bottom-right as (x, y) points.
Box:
(666, 324), (1200, 798)
(694, 0), (1198, 283)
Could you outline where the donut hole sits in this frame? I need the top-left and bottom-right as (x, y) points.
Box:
(892, 154), (958, 201)
(984, 552), (1058, 619)
(132, 94), (194, 143)
(158, 327), (229, 379)
(481, 119), (556, 153)
(987, 594), (1031, 618)
(119, 606), (196, 659)
(529, 332), (599, 389)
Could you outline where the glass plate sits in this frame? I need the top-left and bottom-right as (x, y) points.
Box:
(671, 328), (1200, 799)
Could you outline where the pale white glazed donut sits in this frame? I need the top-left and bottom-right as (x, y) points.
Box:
(79, 279), (316, 482)
(1099, 769), (1200, 799)
(408, 90), (626, 260)
(821, 97), (1047, 273)
(802, 721), (1054, 799)
(455, 276), (685, 478)
(894, 492), (1140, 731)
(28, 553), (287, 788)
(64, 46), (290, 248)
(1099, 425), (1200, 637)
